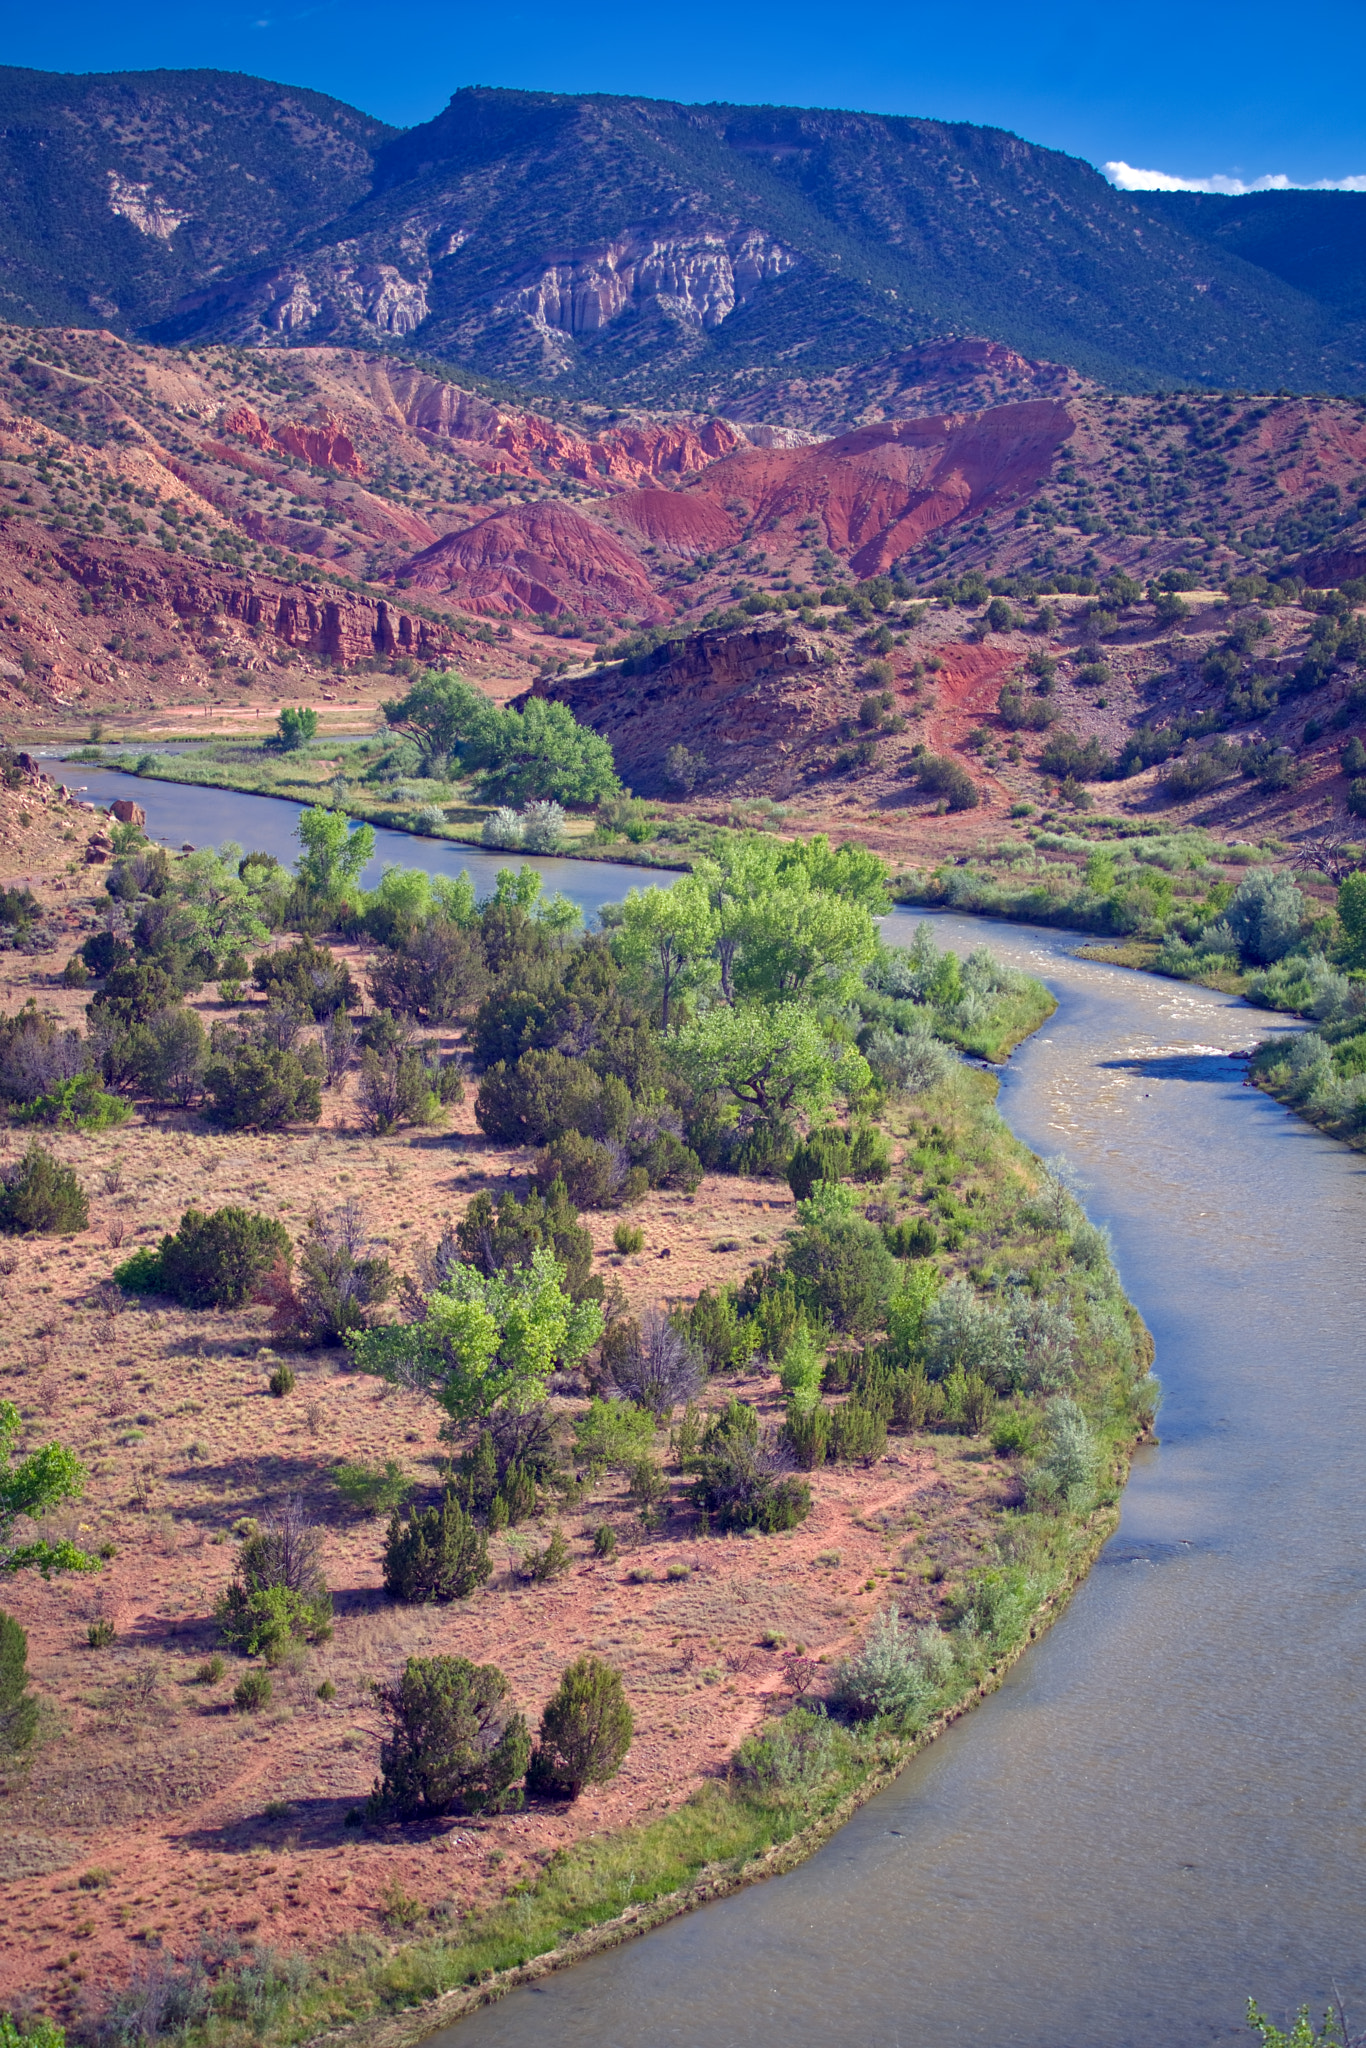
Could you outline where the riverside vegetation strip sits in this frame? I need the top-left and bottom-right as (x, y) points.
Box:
(0, 796), (1153, 2048)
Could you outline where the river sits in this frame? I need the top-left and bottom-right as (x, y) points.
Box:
(56, 767), (1366, 2044)
(46, 759), (663, 923)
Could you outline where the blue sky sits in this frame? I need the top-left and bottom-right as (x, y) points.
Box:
(8, 0), (1366, 187)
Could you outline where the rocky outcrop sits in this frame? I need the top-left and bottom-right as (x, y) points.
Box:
(399, 501), (659, 619)
(106, 171), (188, 241)
(528, 622), (832, 791)
(498, 227), (797, 341)
(219, 405), (366, 480)
(357, 362), (805, 488)
(1297, 535), (1366, 587)
(165, 261), (430, 346)
(52, 537), (456, 664)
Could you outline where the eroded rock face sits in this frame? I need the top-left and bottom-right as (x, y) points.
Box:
(500, 227), (798, 342)
(358, 362), (799, 488)
(219, 405), (366, 480)
(55, 542), (456, 665)
(529, 621), (828, 791)
(400, 501), (659, 618)
(167, 261), (429, 345)
(106, 172), (188, 241)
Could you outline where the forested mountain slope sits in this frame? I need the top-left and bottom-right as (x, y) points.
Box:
(5, 70), (1366, 401)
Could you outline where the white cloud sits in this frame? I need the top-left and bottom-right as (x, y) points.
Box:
(1104, 161), (1366, 196)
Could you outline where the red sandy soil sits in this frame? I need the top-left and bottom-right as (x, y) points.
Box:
(0, 893), (1017, 2025)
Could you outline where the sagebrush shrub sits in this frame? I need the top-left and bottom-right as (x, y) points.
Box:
(922, 1276), (1020, 1390)
(1026, 1396), (1097, 1511)
(833, 1609), (950, 1725)
(733, 1707), (838, 1790)
(368, 1655), (529, 1820)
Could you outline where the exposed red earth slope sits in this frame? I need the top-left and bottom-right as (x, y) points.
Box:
(220, 405), (368, 481)
(601, 403), (1074, 578)
(401, 500), (663, 618)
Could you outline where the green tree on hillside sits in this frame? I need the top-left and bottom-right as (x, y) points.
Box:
(350, 1247), (603, 1424)
(672, 1003), (871, 1133)
(1, 1400), (98, 1578)
(466, 699), (621, 808)
(613, 883), (716, 1030)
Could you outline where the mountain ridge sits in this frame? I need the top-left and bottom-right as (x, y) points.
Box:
(4, 69), (1366, 403)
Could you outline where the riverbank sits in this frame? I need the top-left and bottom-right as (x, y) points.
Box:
(62, 741), (707, 873)
(211, 1488), (1131, 2048)
(0, 841), (1152, 2048)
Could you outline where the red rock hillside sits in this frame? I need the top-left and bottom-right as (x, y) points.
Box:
(607, 403), (1075, 577)
(400, 500), (664, 618)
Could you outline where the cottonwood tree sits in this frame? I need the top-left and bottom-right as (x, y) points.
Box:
(381, 672), (495, 777)
(672, 1003), (871, 1133)
(293, 806), (376, 903)
(351, 1246), (603, 1424)
(613, 884), (715, 1031)
(1, 1400), (98, 1578)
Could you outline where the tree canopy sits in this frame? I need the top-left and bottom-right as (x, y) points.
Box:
(671, 1003), (871, 1128)
(466, 698), (621, 808)
(350, 1247), (603, 1422)
(1, 1399), (99, 1578)
(381, 673), (497, 777)
(294, 806), (376, 902)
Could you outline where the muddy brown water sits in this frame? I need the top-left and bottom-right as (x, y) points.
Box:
(54, 771), (1366, 2044)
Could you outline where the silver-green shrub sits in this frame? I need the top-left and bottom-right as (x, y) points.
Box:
(832, 1607), (952, 1724)
(733, 1706), (838, 1790)
(1025, 1396), (1097, 1512)
(863, 1025), (955, 1098)
(520, 801), (567, 853)
(923, 1276), (1020, 1391)
(481, 808), (524, 849)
